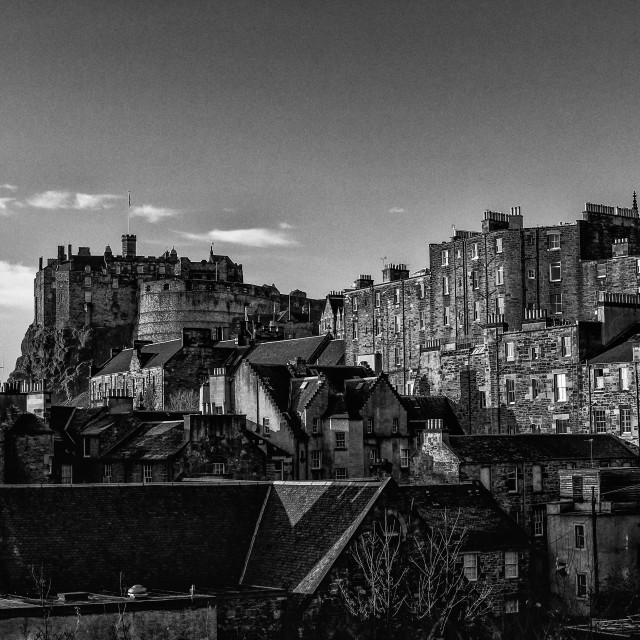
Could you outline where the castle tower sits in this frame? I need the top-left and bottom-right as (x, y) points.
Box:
(121, 234), (137, 259)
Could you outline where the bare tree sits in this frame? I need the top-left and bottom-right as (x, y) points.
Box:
(337, 510), (496, 640)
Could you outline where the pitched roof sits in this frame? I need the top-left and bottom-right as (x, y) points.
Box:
(289, 377), (323, 414)
(94, 339), (183, 376)
(8, 413), (52, 436)
(0, 484), (269, 593)
(400, 395), (464, 434)
(315, 340), (345, 366)
(399, 484), (529, 551)
(249, 364), (294, 417)
(241, 480), (388, 594)
(588, 334), (640, 364)
(343, 377), (379, 419)
(245, 335), (331, 365)
(447, 434), (637, 463)
(106, 421), (186, 461)
(308, 365), (371, 391)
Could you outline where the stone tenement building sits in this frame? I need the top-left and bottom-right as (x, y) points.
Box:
(15, 234), (323, 399)
(345, 198), (640, 434)
(343, 266), (430, 392)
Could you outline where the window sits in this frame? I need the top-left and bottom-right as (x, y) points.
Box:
(375, 291), (381, 307)
(444, 306), (450, 325)
(554, 374), (567, 402)
(495, 237), (503, 253)
(555, 419), (570, 434)
(419, 310), (426, 330)
(531, 345), (540, 360)
(83, 437), (91, 458)
(532, 464), (543, 492)
(575, 524), (586, 549)
(533, 507), (545, 537)
(352, 296), (358, 311)
(103, 464), (112, 483)
(620, 366), (630, 390)
(637, 258), (640, 275)
(463, 554), (478, 581)
(550, 293), (563, 314)
(576, 573), (588, 598)
(374, 317), (381, 335)
(548, 233), (561, 250)
(593, 408), (606, 433)
(506, 379), (516, 404)
(335, 432), (346, 448)
(212, 462), (225, 475)
(479, 391), (487, 409)
(549, 261), (562, 282)
(272, 460), (284, 481)
(335, 468), (347, 480)
(506, 466), (519, 493)
(531, 378), (540, 400)
(471, 270), (479, 289)
(505, 342), (515, 361)
(504, 551), (519, 578)
(61, 464), (72, 484)
(353, 321), (359, 340)
(394, 315), (401, 334)
(530, 420), (541, 434)
(495, 296), (505, 316)
(527, 269), (536, 279)
(367, 418), (373, 434)
(594, 367), (605, 389)
(419, 282), (425, 299)
(480, 466), (491, 490)
(394, 347), (401, 367)
(620, 407), (632, 434)
(561, 336), (572, 357)
(471, 243), (478, 259)
(394, 287), (400, 305)
(392, 418), (399, 434)
(474, 301), (480, 322)
(143, 464), (153, 483)
(263, 417), (271, 436)
(312, 417), (319, 434)
(495, 265), (504, 285)
(597, 263), (607, 279)
(441, 249), (449, 266)
(505, 598), (519, 614)
(311, 450), (322, 469)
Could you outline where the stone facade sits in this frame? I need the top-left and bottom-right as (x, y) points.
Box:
(343, 266), (429, 393)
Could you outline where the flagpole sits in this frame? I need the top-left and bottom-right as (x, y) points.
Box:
(127, 190), (131, 234)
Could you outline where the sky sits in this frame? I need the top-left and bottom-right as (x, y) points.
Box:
(2, 0), (640, 376)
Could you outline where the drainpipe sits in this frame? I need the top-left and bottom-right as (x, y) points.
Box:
(591, 486), (599, 605)
(635, 361), (640, 454)
(587, 361), (592, 434)
(402, 278), (406, 392)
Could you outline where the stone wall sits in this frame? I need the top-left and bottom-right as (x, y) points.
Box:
(343, 273), (429, 393)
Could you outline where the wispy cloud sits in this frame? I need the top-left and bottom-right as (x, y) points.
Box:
(0, 198), (16, 215)
(279, 222), (294, 229)
(179, 225), (298, 248)
(26, 190), (122, 210)
(0, 184), (17, 191)
(130, 205), (179, 223)
(389, 207), (405, 214)
(0, 261), (34, 314)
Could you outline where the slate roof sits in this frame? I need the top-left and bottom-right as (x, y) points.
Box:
(447, 434), (637, 463)
(289, 377), (323, 414)
(326, 295), (344, 315)
(399, 484), (529, 551)
(589, 335), (640, 364)
(8, 413), (52, 436)
(95, 339), (183, 376)
(106, 421), (186, 461)
(344, 377), (378, 419)
(0, 484), (269, 593)
(400, 395), (463, 434)
(249, 364), (294, 417)
(245, 335), (331, 365)
(308, 366), (371, 391)
(315, 340), (345, 366)
(242, 480), (388, 594)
